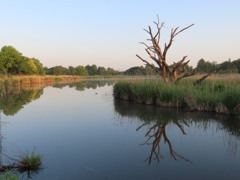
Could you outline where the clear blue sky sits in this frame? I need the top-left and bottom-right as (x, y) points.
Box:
(0, 0), (239, 70)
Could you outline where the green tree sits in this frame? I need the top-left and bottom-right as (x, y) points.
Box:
(19, 57), (38, 75)
(97, 66), (107, 75)
(145, 64), (156, 75)
(124, 66), (145, 75)
(32, 58), (45, 75)
(44, 67), (52, 75)
(85, 64), (98, 75)
(68, 66), (77, 75)
(106, 67), (118, 75)
(232, 59), (240, 73)
(0, 46), (22, 74)
(75, 65), (88, 76)
(196, 59), (217, 73)
(51, 66), (69, 75)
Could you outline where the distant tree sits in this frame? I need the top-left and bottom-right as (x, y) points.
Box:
(44, 67), (52, 75)
(232, 59), (240, 73)
(106, 67), (117, 75)
(75, 65), (88, 76)
(195, 59), (217, 73)
(68, 66), (76, 75)
(51, 66), (69, 75)
(97, 66), (107, 75)
(85, 64), (98, 75)
(145, 64), (156, 75)
(124, 66), (145, 75)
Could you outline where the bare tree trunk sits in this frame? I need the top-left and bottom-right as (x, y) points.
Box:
(193, 71), (216, 85)
(162, 66), (167, 82)
(171, 71), (178, 81)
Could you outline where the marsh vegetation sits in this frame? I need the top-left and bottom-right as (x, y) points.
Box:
(114, 74), (240, 114)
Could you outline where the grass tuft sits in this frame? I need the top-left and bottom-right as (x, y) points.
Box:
(17, 151), (42, 171)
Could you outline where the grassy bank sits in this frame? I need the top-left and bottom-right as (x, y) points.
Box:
(113, 74), (240, 114)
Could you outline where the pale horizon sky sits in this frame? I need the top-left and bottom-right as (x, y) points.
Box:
(0, 0), (239, 71)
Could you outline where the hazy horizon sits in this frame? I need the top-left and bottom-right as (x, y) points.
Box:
(1, 0), (239, 71)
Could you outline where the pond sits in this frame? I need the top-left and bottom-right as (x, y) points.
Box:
(0, 80), (240, 180)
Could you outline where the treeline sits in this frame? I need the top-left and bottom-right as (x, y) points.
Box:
(125, 58), (240, 75)
(195, 58), (240, 74)
(1, 45), (240, 76)
(44, 65), (121, 76)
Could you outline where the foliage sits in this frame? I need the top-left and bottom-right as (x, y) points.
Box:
(195, 58), (240, 74)
(124, 65), (157, 76)
(44, 64), (120, 76)
(19, 57), (38, 75)
(0, 46), (45, 75)
(97, 66), (107, 75)
(32, 58), (45, 75)
(85, 64), (97, 75)
(0, 46), (22, 74)
(195, 59), (217, 73)
(50, 66), (69, 75)
(75, 65), (88, 75)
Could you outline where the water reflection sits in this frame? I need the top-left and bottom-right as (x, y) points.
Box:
(52, 80), (115, 91)
(0, 85), (43, 116)
(114, 99), (240, 164)
(0, 80), (115, 116)
(136, 118), (192, 164)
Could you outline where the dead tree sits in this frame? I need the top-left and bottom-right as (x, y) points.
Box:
(136, 16), (194, 82)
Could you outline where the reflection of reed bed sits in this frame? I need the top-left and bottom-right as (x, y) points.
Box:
(113, 75), (240, 114)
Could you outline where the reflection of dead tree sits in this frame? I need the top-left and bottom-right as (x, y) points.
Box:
(137, 121), (192, 164)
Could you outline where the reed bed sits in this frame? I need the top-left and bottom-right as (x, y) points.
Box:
(0, 75), (82, 87)
(113, 74), (240, 114)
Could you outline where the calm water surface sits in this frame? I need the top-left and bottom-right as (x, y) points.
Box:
(0, 81), (240, 180)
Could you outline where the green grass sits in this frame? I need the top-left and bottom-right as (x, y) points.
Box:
(0, 151), (42, 180)
(113, 75), (240, 114)
(0, 170), (20, 180)
(17, 151), (42, 171)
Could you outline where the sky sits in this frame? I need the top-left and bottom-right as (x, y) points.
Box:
(0, 0), (239, 71)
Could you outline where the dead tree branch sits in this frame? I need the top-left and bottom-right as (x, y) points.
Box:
(193, 71), (217, 85)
